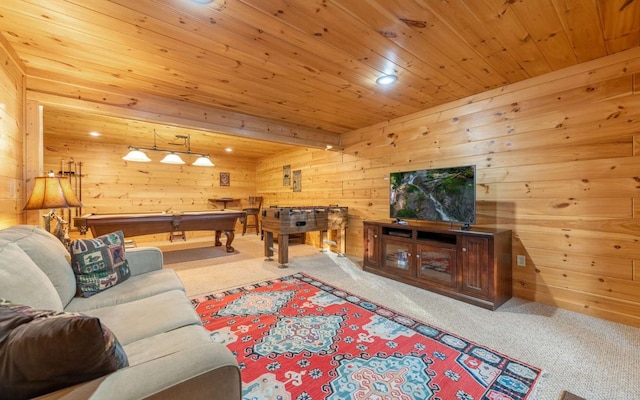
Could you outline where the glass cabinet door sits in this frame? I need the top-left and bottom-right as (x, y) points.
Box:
(382, 239), (413, 275)
(416, 244), (457, 287)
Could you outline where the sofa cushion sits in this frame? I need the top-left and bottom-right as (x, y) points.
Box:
(81, 290), (202, 346)
(0, 241), (63, 311)
(0, 300), (128, 400)
(65, 269), (186, 313)
(70, 231), (131, 298)
(125, 247), (164, 277)
(0, 225), (76, 307)
(123, 324), (213, 366)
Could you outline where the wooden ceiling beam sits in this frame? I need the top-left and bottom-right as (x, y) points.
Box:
(26, 74), (343, 150)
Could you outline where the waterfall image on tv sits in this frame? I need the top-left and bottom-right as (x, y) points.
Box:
(390, 165), (476, 224)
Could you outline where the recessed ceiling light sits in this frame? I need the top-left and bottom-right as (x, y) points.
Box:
(89, 131), (101, 137)
(225, 147), (233, 152)
(376, 74), (398, 85)
(191, 0), (213, 3)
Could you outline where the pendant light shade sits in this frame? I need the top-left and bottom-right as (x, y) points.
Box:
(160, 153), (186, 164)
(122, 149), (151, 162)
(192, 156), (215, 167)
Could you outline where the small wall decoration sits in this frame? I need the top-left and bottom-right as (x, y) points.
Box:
(283, 165), (291, 186)
(293, 169), (302, 192)
(220, 172), (230, 186)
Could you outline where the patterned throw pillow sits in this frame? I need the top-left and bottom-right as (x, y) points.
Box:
(0, 299), (128, 400)
(70, 230), (131, 297)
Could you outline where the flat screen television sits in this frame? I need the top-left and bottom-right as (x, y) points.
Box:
(390, 165), (476, 225)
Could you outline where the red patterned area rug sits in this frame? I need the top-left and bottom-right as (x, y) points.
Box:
(192, 273), (543, 400)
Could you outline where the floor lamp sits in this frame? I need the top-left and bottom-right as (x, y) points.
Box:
(23, 175), (82, 240)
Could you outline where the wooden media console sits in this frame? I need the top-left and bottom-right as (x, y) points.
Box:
(363, 221), (512, 310)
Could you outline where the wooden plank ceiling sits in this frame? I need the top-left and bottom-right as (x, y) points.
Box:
(1, 0), (639, 158)
(42, 106), (299, 159)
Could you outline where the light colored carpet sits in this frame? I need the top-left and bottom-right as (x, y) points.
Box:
(162, 235), (637, 400)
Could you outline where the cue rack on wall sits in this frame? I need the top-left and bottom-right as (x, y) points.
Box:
(57, 159), (83, 227)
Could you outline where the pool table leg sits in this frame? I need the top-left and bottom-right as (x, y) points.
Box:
(214, 230), (236, 252)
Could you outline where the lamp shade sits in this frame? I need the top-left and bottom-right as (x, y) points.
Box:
(122, 149), (151, 162)
(24, 177), (82, 210)
(160, 153), (185, 164)
(192, 156), (215, 167)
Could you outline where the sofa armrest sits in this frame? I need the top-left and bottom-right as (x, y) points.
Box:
(126, 247), (164, 276)
(34, 343), (242, 400)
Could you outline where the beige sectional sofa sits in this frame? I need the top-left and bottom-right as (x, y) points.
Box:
(0, 225), (241, 400)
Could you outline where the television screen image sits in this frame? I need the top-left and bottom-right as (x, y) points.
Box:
(390, 165), (476, 224)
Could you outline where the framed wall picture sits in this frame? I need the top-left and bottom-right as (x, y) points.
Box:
(219, 172), (230, 186)
(283, 165), (291, 186)
(293, 169), (302, 192)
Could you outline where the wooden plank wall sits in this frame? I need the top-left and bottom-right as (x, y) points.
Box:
(43, 138), (258, 243)
(0, 38), (25, 229)
(258, 48), (640, 327)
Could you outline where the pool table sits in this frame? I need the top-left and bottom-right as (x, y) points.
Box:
(74, 210), (245, 252)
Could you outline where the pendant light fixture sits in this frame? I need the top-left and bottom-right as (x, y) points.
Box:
(123, 132), (215, 167)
